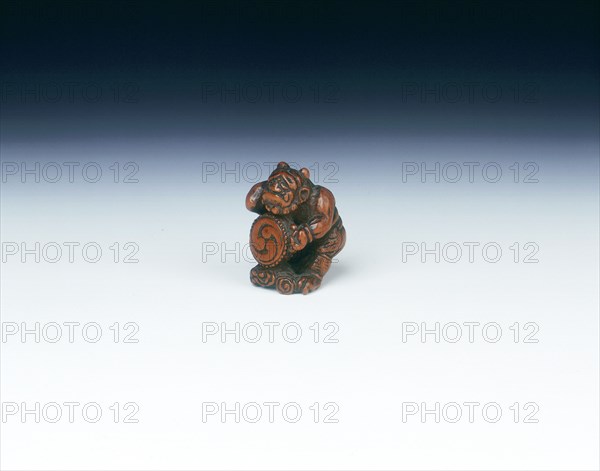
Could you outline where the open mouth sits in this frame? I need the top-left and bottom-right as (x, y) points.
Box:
(264, 190), (292, 206)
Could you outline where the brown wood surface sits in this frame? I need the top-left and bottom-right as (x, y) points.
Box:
(247, 162), (345, 294)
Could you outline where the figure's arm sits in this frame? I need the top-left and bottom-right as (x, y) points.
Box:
(290, 187), (335, 251)
(307, 187), (335, 238)
(245, 181), (266, 214)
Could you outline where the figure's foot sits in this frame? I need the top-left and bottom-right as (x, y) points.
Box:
(250, 265), (276, 288)
(295, 272), (322, 294)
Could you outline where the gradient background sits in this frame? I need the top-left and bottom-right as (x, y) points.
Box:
(1, 1), (599, 470)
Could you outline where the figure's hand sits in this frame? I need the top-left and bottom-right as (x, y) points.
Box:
(245, 182), (265, 213)
(289, 224), (313, 252)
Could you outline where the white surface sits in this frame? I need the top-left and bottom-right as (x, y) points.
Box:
(1, 138), (598, 470)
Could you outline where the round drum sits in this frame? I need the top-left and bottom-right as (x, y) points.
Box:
(250, 214), (294, 268)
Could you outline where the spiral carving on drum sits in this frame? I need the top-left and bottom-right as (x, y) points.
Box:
(250, 215), (291, 268)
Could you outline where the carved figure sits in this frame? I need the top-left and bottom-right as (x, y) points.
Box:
(246, 162), (346, 294)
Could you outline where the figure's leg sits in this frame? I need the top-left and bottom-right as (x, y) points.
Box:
(317, 220), (346, 259)
(296, 221), (346, 294)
